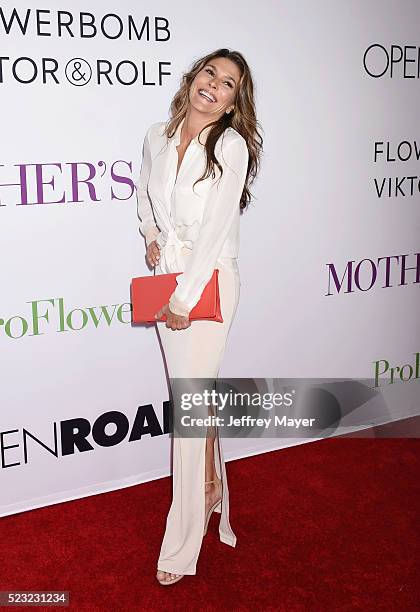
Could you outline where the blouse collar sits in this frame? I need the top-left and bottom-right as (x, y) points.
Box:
(172, 116), (213, 148)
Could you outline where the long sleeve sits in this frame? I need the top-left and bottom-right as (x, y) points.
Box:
(134, 126), (161, 247)
(168, 135), (249, 317)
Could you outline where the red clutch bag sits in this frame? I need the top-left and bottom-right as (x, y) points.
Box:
(131, 269), (223, 323)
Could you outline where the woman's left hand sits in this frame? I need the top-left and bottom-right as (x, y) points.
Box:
(155, 303), (191, 330)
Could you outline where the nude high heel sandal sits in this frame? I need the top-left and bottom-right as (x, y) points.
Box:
(204, 478), (222, 536)
(156, 571), (184, 586)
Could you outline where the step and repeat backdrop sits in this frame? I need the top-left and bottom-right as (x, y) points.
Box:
(1, 1), (419, 516)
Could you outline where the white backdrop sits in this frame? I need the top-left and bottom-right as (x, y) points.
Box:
(1, 0), (419, 517)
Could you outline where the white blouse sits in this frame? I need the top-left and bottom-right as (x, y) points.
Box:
(135, 116), (249, 317)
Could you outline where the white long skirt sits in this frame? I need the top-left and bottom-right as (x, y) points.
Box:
(155, 256), (240, 575)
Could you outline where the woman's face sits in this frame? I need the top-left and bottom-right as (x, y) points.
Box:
(190, 57), (241, 118)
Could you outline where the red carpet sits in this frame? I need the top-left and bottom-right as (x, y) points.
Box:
(1, 433), (419, 611)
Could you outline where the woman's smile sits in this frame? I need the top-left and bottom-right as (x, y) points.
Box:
(198, 89), (217, 102)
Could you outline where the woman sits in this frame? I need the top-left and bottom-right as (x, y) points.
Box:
(135, 48), (262, 585)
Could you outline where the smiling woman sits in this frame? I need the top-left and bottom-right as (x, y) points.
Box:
(134, 47), (263, 586)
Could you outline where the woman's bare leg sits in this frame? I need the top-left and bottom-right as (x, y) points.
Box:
(205, 420), (222, 515)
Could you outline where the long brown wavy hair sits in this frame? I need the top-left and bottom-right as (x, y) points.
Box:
(164, 48), (263, 211)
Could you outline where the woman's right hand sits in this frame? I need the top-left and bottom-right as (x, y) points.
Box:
(146, 240), (161, 267)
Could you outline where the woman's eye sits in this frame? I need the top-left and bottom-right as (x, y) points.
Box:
(205, 67), (233, 87)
